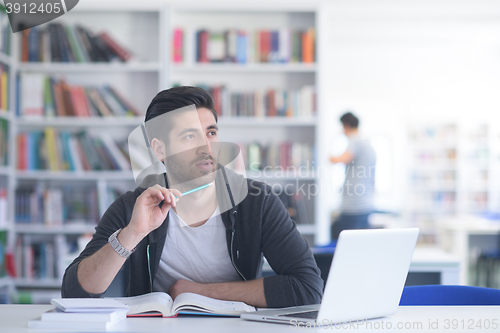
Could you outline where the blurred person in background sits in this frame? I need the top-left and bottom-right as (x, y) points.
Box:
(329, 112), (376, 240)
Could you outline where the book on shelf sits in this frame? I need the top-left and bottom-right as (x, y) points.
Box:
(13, 233), (89, 281)
(21, 23), (133, 63)
(18, 73), (140, 118)
(0, 187), (7, 228)
(0, 118), (8, 166)
(175, 84), (316, 118)
(0, 230), (6, 277)
(14, 235), (56, 280)
(173, 27), (315, 64)
(17, 129), (132, 172)
(277, 191), (312, 225)
(239, 141), (314, 171)
(0, 64), (8, 111)
(114, 292), (256, 317)
(15, 183), (99, 226)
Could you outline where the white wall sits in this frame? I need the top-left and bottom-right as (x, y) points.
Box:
(318, 0), (500, 216)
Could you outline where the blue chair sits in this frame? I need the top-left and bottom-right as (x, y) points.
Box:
(399, 285), (500, 306)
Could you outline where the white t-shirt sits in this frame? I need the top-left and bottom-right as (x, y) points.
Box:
(153, 206), (241, 293)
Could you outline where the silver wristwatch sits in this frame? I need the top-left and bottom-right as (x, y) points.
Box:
(108, 229), (136, 258)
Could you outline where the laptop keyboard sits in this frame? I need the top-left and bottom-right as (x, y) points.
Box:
(278, 310), (319, 319)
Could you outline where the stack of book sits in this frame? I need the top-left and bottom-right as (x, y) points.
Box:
(21, 23), (132, 63)
(19, 74), (141, 118)
(17, 129), (131, 172)
(28, 298), (130, 330)
(172, 27), (315, 64)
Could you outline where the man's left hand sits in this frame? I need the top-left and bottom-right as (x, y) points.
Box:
(169, 279), (202, 299)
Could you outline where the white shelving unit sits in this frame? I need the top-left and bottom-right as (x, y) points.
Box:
(4, 1), (330, 300)
(166, 3), (326, 243)
(6, 3), (166, 300)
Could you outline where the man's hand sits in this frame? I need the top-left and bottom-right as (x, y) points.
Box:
(168, 278), (267, 308)
(169, 279), (202, 299)
(119, 185), (182, 250)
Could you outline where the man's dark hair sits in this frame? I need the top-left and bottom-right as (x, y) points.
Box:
(145, 86), (218, 123)
(144, 86), (218, 144)
(340, 112), (359, 128)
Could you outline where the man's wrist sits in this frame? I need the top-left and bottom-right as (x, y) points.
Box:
(117, 226), (145, 251)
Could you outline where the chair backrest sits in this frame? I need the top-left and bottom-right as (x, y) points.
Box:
(399, 285), (500, 306)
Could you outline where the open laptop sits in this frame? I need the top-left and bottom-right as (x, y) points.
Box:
(241, 228), (419, 325)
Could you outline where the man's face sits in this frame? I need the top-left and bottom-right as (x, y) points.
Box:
(163, 108), (219, 187)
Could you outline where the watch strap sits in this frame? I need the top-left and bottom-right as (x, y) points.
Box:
(108, 229), (136, 258)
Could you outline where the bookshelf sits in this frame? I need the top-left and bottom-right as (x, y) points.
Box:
(407, 121), (500, 245)
(0, 3), (13, 303)
(166, 4), (324, 245)
(4, 1), (330, 301)
(6, 3), (165, 302)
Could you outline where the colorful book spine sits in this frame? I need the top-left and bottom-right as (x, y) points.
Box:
(239, 141), (314, 170)
(175, 27), (315, 64)
(179, 84), (316, 118)
(16, 130), (131, 172)
(21, 23), (133, 63)
(19, 74), (139, 118)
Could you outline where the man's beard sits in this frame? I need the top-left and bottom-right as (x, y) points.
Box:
(164, 152), (217, 189)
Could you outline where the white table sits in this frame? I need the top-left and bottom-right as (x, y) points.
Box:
(438, 215), (500, 285)
(1, 305), (499, 333)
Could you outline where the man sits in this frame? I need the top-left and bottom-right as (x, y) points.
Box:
(62, 86), (323, 308)
(329, 112), (376, 240)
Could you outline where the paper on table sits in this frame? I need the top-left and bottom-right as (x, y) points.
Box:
(50, 298), (130, 313)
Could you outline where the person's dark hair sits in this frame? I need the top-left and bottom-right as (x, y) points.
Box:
(144, 86), (218, 144)
(340, 112), (359, 128)
(145, 86), (218, 123)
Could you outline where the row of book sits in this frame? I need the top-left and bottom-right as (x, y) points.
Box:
(414, 150), (457, 165)
(237, 141), (314, 171)
(0, 7), (10, 56)
(0, 64), (8, 111)
(21, 23), (132, 63)
(409, 124), (457, 144)
(186, 84), (316, 118)
(15, 185), (99, 226)
(19, 74), (140, 118)
(14, 236), (58, 280)
(17, 129), (131, 172)
(0, 118), (7, 166)
(172, 28), (315, 64)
